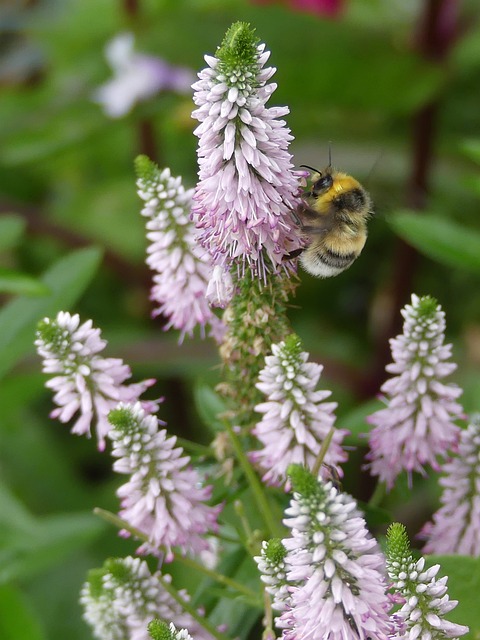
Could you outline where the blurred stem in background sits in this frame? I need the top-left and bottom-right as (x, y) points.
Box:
(123, 0), (160, 163)
(365, 0), (460, 398)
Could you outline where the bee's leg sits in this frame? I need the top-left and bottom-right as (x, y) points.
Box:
(283, 247), (304, 261)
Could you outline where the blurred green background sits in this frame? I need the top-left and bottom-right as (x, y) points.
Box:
(1, 0), (480, 638)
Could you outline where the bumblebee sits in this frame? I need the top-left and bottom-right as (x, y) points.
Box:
(291, 165), (373, 278)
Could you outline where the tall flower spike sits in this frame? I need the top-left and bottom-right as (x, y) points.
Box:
(136, 156), (226, 341)
(35, 311), (157, 451)
(80, 556), (214, 640)
(420, 414), (480, 556)
(366, 294), (463, 489)
(386, 523), (469, 640)
(250, 334), (347, 488)
(108, 402), (221, 560)
(278, 465), (394, 640)
(192, 21), (304, 280)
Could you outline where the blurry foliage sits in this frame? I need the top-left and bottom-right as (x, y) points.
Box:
(1, 0), (480, 639)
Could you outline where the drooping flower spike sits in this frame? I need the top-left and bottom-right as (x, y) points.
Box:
(366, 294), (464, 488)
(108, 402), (221, 560)
(136, 156), (226, 340)
(250, 334), (347, 488)
(192, 21), (304, 281)
(35, 311), (157, 451)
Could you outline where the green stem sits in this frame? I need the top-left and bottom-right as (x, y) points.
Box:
(176, 436), (213, 457)
(224, 420), (284, 539)
(173, 554), (260, 604)
(311, 426), (336, 477)
(156, 573), (230, 640)
(93, 508), (258, 602)
(368, 481), (386, 507)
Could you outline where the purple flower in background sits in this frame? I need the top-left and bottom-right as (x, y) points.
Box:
(278, 465), (394, 640)
(35, 312), (157, 451)
(192, 22), (304, 280)
(108, 402), (221, 561)
(250, 335), (347, 488)
(366, 294), (463, 489)
(386, 523), (469, 640)
(81, 556), (215, 640)
(421, 414), (480, 556)
(93, 32), (194, 118)
(135, 156), (226, 341)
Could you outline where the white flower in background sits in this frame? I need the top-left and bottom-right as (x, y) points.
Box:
(93, 32), (194, 118)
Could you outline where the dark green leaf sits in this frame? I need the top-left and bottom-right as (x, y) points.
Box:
(389, 211), (480, 273)
(0, 215), (26, 252)
(0, 247), (102, 380)
(193, 382), (227, 433)
(0, 584), (46, 640)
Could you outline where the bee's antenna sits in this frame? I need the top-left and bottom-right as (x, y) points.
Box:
(328, 141), (333, 168)
(300, 164), (321, 175)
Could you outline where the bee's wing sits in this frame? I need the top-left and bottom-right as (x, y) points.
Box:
(295, 201), (334, 235)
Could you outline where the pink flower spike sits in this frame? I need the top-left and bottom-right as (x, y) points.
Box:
(135, 157), (225, 342)
(107, 402), (222, 560)
(250, 334), (347, 488)
(35, 311), (158, 450)
(420, 414), (480, 556)
(278, 465), (394, 640)
(366, 294), (463, 489)
(81, 556), (215, 640)
(192, 22), (304, 280)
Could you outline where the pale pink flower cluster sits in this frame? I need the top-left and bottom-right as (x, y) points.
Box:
(387, 543), (469, 640)
(192, 22), (304, 280)
(93, 32), (194, 118)
(80, 556), (214, 640)
(269, 466), (394, 640)
(250, 336), (347, 488)
(421, 414), (480, 556)
(137, 162), (227, 341)
(107, 402), (221, 561)
(366, 294), (463, 488)
(35, 311), (157, 451)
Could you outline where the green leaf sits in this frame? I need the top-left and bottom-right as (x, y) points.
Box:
(460, 139), (480, 165)
(425, 555), (480, 638)
(0, 268), (50, 296)
(0, 486), (106, 584)
(0, 584), (46, 640)
(0, 215), (25, 252)
(340, 398), (384, 443)
(0, 246), (102, 381)
(388, 211), (480, 273)
(193, 382), (227, 433)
